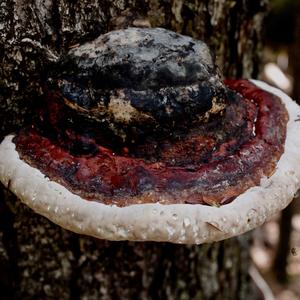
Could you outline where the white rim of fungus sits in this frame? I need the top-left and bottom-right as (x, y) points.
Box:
(0, 80), (300, 244)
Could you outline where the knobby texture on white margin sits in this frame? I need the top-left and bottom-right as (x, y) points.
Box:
(0, 80), (300, 244)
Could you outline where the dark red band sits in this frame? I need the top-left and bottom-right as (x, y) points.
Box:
(14, 80), (288, 206)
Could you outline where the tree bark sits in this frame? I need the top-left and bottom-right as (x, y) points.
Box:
(0, 0), (267, 299)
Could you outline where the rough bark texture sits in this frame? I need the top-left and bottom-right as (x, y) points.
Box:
(0, 0), (267, 299)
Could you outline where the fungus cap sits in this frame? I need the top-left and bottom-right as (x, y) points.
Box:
(0, 80), (300, 244)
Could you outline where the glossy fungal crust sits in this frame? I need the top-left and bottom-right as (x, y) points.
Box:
(12, 80), (287, 206)
(0, 81), (299, 243)
(9, 28), (289, 207)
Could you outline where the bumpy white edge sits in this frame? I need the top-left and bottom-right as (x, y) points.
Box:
(0, 80), (300, 244)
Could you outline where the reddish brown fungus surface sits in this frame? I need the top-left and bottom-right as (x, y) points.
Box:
(13, 80), (288, 206)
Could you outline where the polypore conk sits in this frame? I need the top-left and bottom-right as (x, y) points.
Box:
(1, 28), (300, 244)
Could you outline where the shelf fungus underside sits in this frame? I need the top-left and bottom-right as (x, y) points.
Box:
(1, 28), (300, 243)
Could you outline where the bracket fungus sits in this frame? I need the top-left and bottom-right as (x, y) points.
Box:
(1, 27), (300, 244)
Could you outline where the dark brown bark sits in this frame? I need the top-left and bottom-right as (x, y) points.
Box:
(0, 0), (267, 299)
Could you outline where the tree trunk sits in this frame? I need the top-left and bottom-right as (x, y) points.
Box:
(0, 1), (267, 299)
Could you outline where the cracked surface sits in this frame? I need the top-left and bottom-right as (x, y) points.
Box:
(46, 28), (227, 142)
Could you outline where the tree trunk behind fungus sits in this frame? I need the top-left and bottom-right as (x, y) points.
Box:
(0, 1), (267, 299)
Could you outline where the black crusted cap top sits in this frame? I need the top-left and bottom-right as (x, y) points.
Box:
(46, 27), (228, 143)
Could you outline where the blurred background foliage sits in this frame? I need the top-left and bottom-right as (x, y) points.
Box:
(252, 0), (300, 299)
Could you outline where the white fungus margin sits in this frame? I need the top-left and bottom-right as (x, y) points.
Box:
(0, 80), (300, 244)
